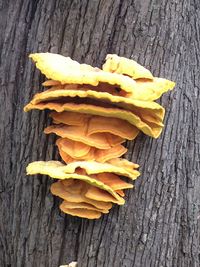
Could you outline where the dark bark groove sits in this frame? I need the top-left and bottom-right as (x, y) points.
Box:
(0, 0), (200, 266)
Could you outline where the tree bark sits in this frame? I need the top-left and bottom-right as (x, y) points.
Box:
(0, 0), (200, 266)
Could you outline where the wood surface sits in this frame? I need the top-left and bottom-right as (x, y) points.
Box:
(0, 0), (199, 266)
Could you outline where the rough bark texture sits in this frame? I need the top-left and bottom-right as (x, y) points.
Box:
(0, 0), (200, 266)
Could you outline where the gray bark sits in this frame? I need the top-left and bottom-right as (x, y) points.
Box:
(0, 0), (200, 266)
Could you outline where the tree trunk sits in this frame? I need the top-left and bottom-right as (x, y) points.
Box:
(1, 0), (200, 266)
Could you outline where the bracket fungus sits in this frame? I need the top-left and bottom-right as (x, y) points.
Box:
(24, 53), (175, 219)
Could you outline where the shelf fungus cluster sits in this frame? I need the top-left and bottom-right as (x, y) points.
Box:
(24, 53), (175, 219)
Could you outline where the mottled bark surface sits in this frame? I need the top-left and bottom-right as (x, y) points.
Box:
(0, 0), (200, 266)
